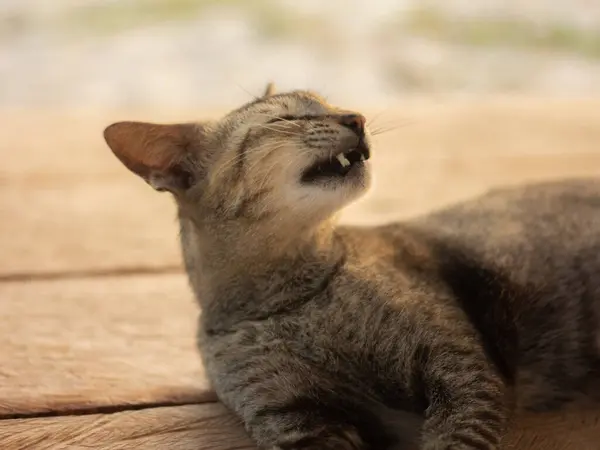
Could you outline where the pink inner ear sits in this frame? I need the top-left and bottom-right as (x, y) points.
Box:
(103, 121), (191, 179)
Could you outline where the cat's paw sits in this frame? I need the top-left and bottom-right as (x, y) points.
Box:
(422, 439), (497, 450)
(272, 427), (365, 450)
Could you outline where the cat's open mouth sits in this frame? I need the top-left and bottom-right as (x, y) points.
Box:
(301, 143), (371, 183)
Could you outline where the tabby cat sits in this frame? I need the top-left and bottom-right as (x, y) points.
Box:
(103, 84), (600, 449)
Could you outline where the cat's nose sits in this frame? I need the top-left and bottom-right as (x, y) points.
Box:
(338, 113), (366, 136)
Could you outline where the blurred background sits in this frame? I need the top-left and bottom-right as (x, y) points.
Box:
(2, 0), (600, 110)
(2, 1), (600, 273)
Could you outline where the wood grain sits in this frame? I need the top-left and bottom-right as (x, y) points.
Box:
(0, 402), (598, 450)
(0, 404), (253, 450)
(0, 275), (212, 416)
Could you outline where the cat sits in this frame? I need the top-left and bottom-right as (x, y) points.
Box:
(103, 83), (600, 450)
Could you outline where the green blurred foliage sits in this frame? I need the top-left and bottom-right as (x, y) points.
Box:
(405, 6), (600, 59)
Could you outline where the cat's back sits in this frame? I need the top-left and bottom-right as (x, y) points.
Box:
(342, 177), (600, 288)
(410, 177), (600, 283)
(394, 178), (600, 407)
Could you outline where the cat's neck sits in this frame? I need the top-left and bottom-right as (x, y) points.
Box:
(178, 211), (344, 312)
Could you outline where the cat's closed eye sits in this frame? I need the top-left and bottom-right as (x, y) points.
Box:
(266, 114), (317, 124)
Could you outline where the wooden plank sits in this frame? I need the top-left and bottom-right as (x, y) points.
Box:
(0, 275), (212, 416)
(3, 100), (599, 179)
(5, 154), (600, 277)
(1, 275), (599, 448)
(0, 404), (253, 450)
(3, 100), (600, 276)
(0, 180), (182, 277)
(0, 403), (598, 450)
(342, 152), (600, 226)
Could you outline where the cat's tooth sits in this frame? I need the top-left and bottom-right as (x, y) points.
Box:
(336, 152), (351, 167)
(359, 154), (365, 161)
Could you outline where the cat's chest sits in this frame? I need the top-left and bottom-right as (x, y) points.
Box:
(283, 294), (412, 369)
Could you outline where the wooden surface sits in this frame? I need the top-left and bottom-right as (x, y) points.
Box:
(1, 98), (600, 449)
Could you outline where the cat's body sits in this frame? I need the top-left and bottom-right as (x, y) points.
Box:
(104, 85), (600, 449)
(191, 178), (600, 450)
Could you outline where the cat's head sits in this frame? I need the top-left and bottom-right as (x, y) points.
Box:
(103, 84), (372, 232)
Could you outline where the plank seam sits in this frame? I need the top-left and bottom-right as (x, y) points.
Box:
(0, 399), (214, 421)
(0, 266), (183, 283)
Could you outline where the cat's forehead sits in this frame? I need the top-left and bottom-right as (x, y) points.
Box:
(225, 90), (332, 122)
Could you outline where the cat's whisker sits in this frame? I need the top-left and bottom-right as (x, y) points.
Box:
(262, 146), (312, 183)
(366, 107), (394, 127)
(370, 120), (415, 137)
(211, 151), (249, 179)
(214, 140), (290, 179)
(233, 81), (261, 101)
(367, 109), (415, 133)
(236, 141), (290, 178)
(247, 143), (289, 175)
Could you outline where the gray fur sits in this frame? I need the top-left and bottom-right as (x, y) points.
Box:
(104, 87), (600, 450)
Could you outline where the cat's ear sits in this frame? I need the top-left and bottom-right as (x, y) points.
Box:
(103, 121), (203, 193)
(262, 82), (276, 97)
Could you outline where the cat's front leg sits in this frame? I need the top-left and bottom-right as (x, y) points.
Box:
(417, 343), (510, 450)
(213, 352), (369, 449)
(245, 401), (366, 450)
(262, 425), (365, 450)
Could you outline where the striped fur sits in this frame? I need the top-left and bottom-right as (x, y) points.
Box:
(105, 85), (600, 450)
